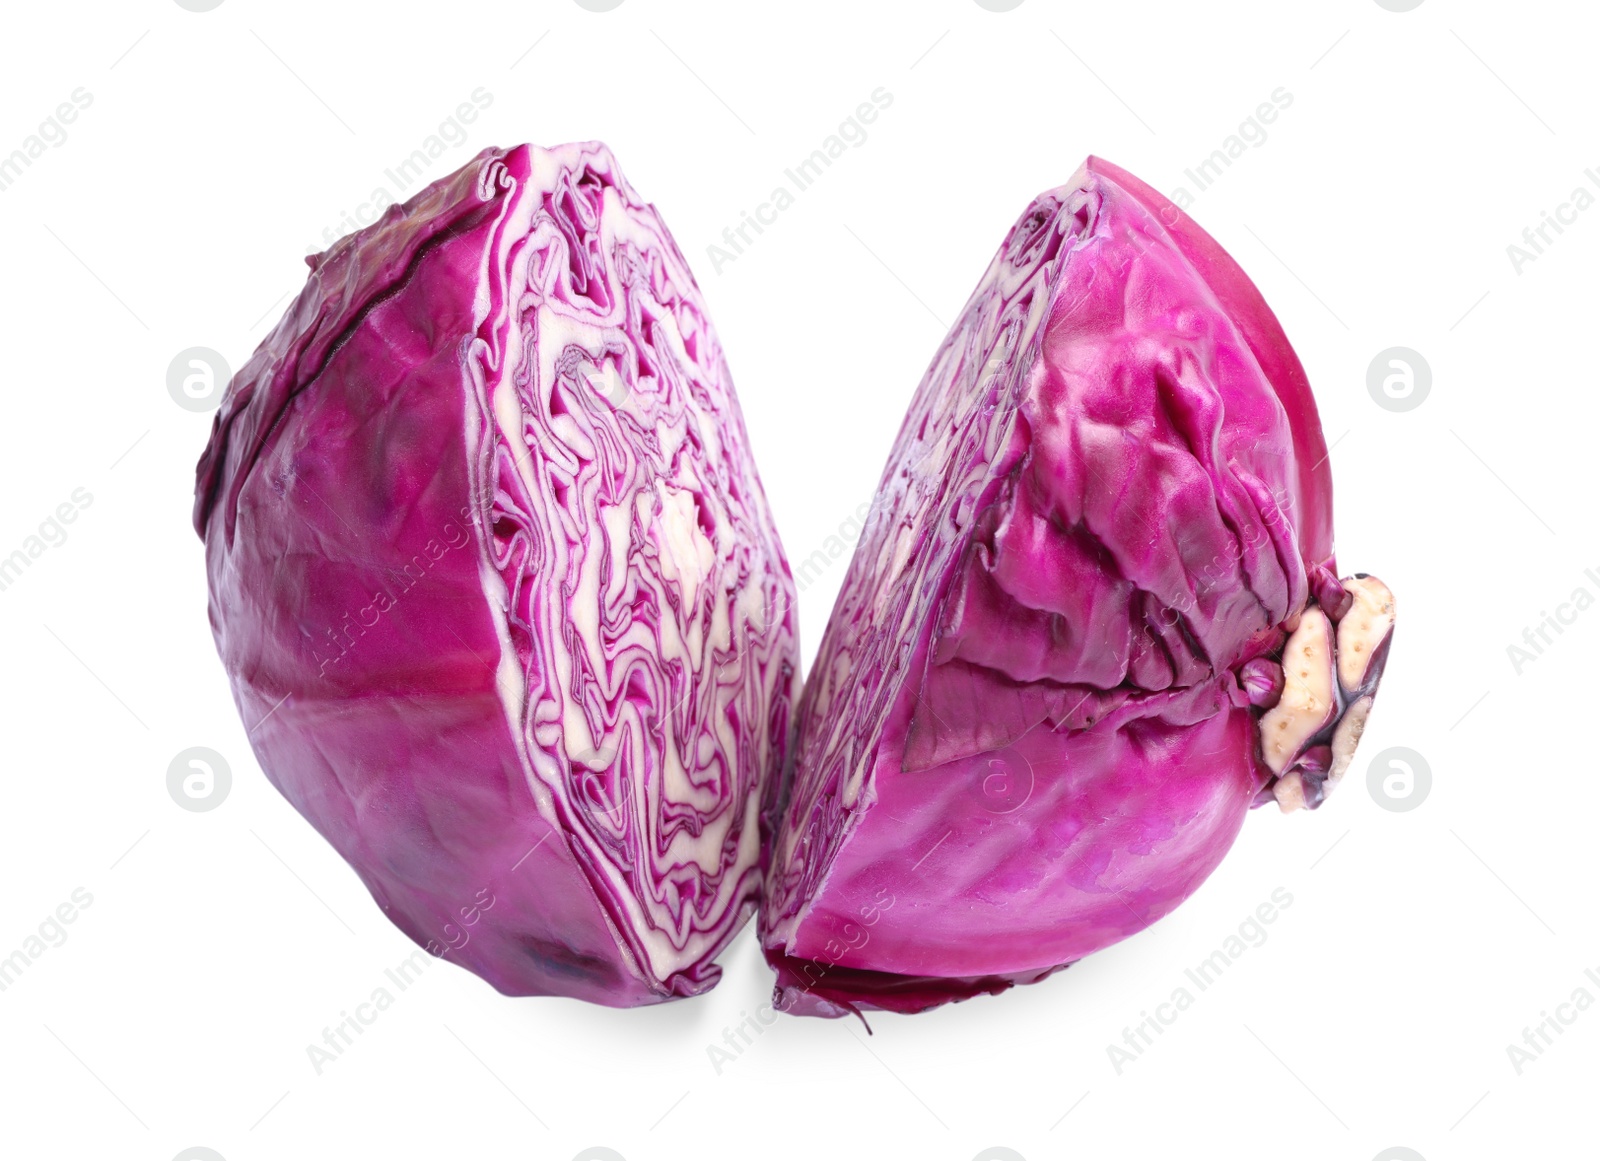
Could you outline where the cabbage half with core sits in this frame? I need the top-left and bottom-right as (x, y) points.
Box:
(760, 157), (1394, 1018)
(195, 143), (797, 1005)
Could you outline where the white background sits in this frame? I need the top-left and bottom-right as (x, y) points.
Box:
(0, 1), (1592, 1159)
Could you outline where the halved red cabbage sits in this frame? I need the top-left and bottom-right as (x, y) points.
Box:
(195, 143), (797, 1005)
(760, 157), (1393, 1018)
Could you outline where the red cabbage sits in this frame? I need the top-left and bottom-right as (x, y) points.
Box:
(195, 143), (797, 1005)
(760, 157), (1393, 1017)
